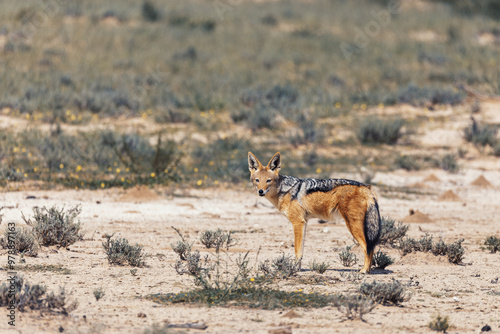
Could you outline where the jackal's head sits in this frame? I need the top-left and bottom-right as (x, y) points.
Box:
(248, 152), (281, 197)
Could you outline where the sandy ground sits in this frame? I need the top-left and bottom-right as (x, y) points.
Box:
(0, 163), (499, 334)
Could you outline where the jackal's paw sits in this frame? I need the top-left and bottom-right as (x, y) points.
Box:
(359, 268), (369, 274)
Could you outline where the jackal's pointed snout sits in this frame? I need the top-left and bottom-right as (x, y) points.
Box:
(258, 189), (265, 196)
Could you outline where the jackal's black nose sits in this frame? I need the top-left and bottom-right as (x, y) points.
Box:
(258, 189), (264, 196)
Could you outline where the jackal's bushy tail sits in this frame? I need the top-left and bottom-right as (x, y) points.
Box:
(364, 199), (381, 255)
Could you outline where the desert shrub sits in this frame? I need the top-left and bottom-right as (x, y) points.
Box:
(399, 235), (465, 264)
(170, 226), (193, 261)
(416, 234), (434, 252)
(372, 251), (394, 270)
(431, 239), (448, 256)
(484, 236), (500, 254)
(142, 1), (160, 22)
(309, 260), (330, 274)
(446, 239), (465, 264)
(290, 115), (324, 145)
(494, 142), (500, 157)
(428, 313), (450, 332)
(438, 0), (500, 20)
(1, 225), (39, 257)
(332, 294), (375, 320)
(464, 118), (498, 147)
(359, 279), (409, 305)
(259, 254), (300, 279)
(388, 84), (464, 106)
(102, 235), (146, 267)
(93, 287), (105, 301)
(200, 229), (236, 251)
(398, 237), (419, 256)
(440, 154), (459, 173)
(23, 206), (83, 248)
(396, 154), (421, 171)
(379, 217), (409, 246)
(0, 275), (76, 314)
(338, 246), (358, 267)
(357, 117), (404, 145)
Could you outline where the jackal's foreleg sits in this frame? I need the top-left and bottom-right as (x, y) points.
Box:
(291, 218), (307, 271)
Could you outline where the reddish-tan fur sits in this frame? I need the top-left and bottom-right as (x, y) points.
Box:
(248, 151), (380, 273)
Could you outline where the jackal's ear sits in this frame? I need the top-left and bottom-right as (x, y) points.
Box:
(248, 152), (262, 172)
(267, 152), (281, 172)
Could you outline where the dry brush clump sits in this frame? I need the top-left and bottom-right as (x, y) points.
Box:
(372, 251), (394, 270)
(484, 236), (500, 254)
(359, 279), (410, 305)
(22, 205), (83, 248)
(102, 234), (146, 267)
(379, 217), (409, 246)
(398, 234), (465, 264)
(332, 294), (376, 320)
(0, 275), (76, 315)
(1, 225), (39, 257)
(338, 246), (358, 267)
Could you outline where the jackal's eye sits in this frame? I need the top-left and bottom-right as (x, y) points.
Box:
(266, 179), (271, 183)
(255, 178), (259, 183)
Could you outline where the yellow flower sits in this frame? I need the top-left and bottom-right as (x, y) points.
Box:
(316, 168), (321, 174)
(23, 173), (27, 178)
(116, 168), (121, 173)
(13, 147), (19, 153)
(335, 102), (341, 108)
(121, 177), (125, 182)
(151, 172), (156, 178)
(59, 164), (64, 169)
(142, 112), (148, 119)
(204, 175), (207, 180)
(214, 180), (219, 185)
(197, 180), (203, 186)
(209, 161), (214, 166)
(378, 103), (384, 109)
(21, 148), (26, 153)
(361, 104), (367, 110)
(76, 165), (82, 172)
(250, 278), (255, 282)
(194, 168), (199, 172)
(101, 182), (105, 188)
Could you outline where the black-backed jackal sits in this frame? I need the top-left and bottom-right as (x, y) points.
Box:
(248, 152), (381, 273)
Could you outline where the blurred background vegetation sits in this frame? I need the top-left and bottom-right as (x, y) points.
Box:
(0, 0), (498, 189)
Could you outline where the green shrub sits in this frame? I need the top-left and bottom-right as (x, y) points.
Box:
(431, 239), (448, 256)
(102, 235), (146, 267)
(379, 217), (409, 246)
(259, 254), (300, 279)
(357, 117), (404, 145)
(428, 313), (450, 332)
(389, 84), (464, 106)
(446, 239), (465, 264)
(142, 1), (160, 22)
(372, 251), (394, 270)
(338, 246), (358, 267)
(359, 279), (409, 305)
(23, 206), (83, 248)
(484, 236), (500, 253)
(93, 287), (105, 301)
(396, 155), (421, 171)
(440, 154), (459, 173)
(309, 260), (330, 274)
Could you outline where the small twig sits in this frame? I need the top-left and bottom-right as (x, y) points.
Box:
(167, 322), (208, 330)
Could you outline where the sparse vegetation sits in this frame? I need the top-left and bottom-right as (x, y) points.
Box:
(102, 234), (146, 267)
(0, 275), (76, 314)
(357, 118), (404, 145)
(93, 287), (105, 301)
(259, 254), (300, 279)
(1, 225), (38, 257)
(464, 118), (499, 147)
(484, 236), (500, 253)
(309, 260), (330, 274)
(379, 217), (409, 246)
(398, 234), (465, 264)
(200, 229), (236, 251)
(429, 314), (450, 332)
(338, 246), (358, 267)
(359, 279), (409, 305)
(332, 294), (375, 320)
(22, 205), (83, 248)
(372, 251), (394, 270)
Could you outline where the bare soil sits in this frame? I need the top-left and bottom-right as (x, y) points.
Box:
(1, 165), (499, 333)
